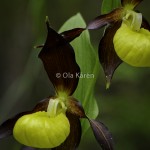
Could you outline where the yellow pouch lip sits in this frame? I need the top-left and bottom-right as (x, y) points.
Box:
(13, 111), (70, 148)
(113, 22), (150, 67)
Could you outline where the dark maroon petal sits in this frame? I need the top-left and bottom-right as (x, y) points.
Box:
(35, 28), (85, 49)
(89, 119), (114, 150)
(66, 97), (86, 118)
(21, 146), (36, 150)
(0, 97), (50, 139)
(0, 111), (31, 139)
(99, 21), (122, 88)
(60, 28), (85, 43)
(32, 97), (50, 112)
(52, 112), (81, 150)
(141, 17), (150, 31)
(134, 11), (150, 30)
(39, 18), (80, 96)
(87, 8), (123, 30)
(121, 0), (143, 7)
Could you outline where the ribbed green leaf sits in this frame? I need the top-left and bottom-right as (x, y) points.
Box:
(101, 0), (121, 14)
(59, 13), (99, 133)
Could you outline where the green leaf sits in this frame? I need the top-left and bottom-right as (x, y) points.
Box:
(101, 0), (121, 14)
(59, 13), (99, 133)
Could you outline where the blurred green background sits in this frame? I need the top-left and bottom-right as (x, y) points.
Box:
(0, 0), (150, 150)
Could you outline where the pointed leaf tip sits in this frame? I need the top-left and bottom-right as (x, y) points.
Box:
(89, 119), (114, 150)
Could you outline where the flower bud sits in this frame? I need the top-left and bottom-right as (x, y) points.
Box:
(13, 111), (70, 148)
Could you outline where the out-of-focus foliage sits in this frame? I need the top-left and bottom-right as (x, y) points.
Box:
(101, 0), (121, 14)
(59, 13), (99, 134)
(0, 0), (150, 150)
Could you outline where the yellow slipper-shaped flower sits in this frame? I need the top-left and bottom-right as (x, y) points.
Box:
(13, 111), (70, 148)
(113, 10), (150, 67)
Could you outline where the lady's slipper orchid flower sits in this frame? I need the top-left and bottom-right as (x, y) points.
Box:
(87, 0), (150, 88)
(0, 17), (113, 150)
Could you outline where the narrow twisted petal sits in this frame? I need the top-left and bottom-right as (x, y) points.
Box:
(99, 21), (122, 88)
(89, 119), (114, 150)
(60, 28), (85, 43)
(87, 8), (123, 30)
